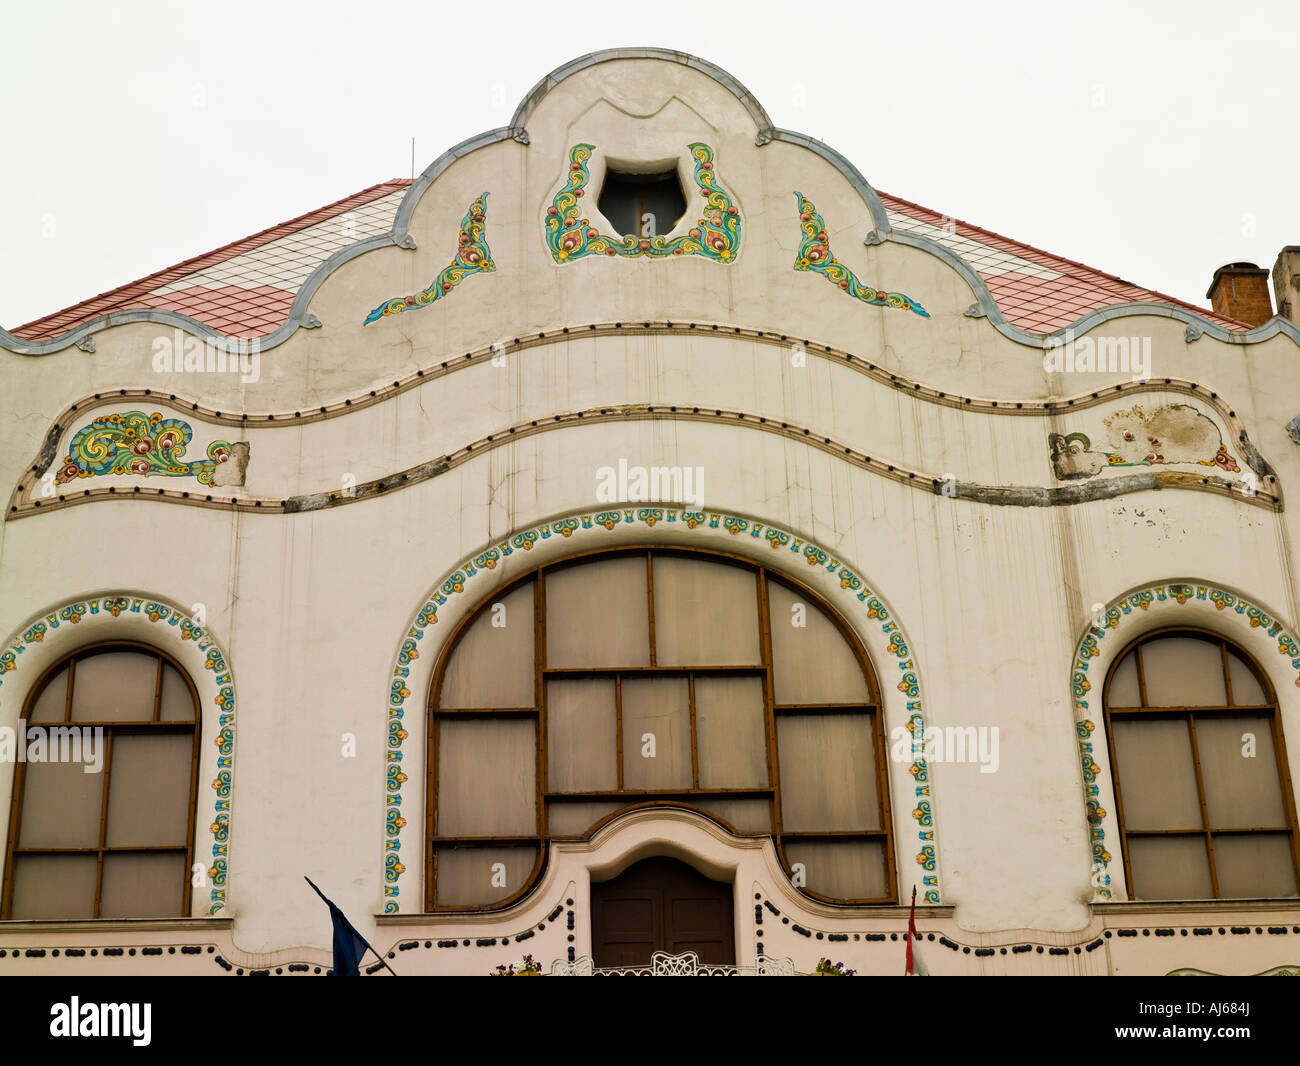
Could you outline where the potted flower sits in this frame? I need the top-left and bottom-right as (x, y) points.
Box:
(491, 953), (543, 976)
(814, 958), (856, 976)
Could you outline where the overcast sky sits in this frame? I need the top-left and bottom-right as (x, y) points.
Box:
(2, 1), (1296, 329)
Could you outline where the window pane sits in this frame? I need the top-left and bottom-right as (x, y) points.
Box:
(598, 170), (686, 237)
(440, 582), (535, 708)
(105, 733), (193, 848)
(17, 757), (102, 848)
(158, 664), (195, 721)
(1140, 637), (1227, 706)
(1227, 649), (1268, 706)
(1213, 833), (1298, 898)
(549, 801), (624, 838)
(436, 719), (536, 837)
(695, 676), (767, 789)
(621, 678), (692, 790)
(28, 667), (68, 722)
(100, 852), (186, 918)
(1111, 718), (1201, 830)
(1107, 651), (1140, 707)
(1128, 835), (1213, 900)
(547, 679), (618, 792)
(652, 555), (760, 666)
(8, 855), (97, 919)
(1196, 716), (1286, 828)
(71, 651), (158, 721)
(702, 798), (772, 834)
(778, 713), (879, 831)
(784, 839), (886, 900)
(545, 556), (649, 668)
(768, 582), (870, 705)
(435, 846), (537, 906)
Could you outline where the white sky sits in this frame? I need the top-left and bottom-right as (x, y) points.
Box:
(2, 0), (1297, 328)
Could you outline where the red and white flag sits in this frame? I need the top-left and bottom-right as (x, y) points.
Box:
(905, 884), (929, 976)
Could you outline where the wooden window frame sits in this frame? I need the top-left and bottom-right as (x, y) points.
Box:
(1103, 626), (1300, 901)
(596, 168), (688, 240)
(426, 545), (896, 912)
(1, 641), (203, 920)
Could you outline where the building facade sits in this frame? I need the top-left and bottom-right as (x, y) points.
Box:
(2, 48), (1299, 976)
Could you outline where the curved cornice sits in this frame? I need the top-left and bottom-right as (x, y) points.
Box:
(891, 224), (1300, 348)
(510, 47), (774, 138)
(7, 49), (1296, 356)
(9, 318), (1274, 427)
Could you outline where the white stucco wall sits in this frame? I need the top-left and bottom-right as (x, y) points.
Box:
(2, 51), (1298, 975)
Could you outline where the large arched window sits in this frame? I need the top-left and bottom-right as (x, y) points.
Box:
(1104, 629), (1300, 900)
(427, 547), (895, 910)
(2, 642), (202, 919)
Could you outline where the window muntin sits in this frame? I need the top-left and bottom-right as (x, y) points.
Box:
(1104, 629), (1300, 901)
(427, 547), (895, 910)
(2, 642), (202, 919)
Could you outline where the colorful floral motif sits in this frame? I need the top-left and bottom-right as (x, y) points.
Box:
(793, 193), (929, 317)
(384, 507), (940, 913)
(1050, 404), (1244, 481)
(0, 596), (234, 914)
(545, 144), (740, 262)
(365, 193), (494, 324)
(1072, 582), (1300, 900)
(54, 412), (234, 487)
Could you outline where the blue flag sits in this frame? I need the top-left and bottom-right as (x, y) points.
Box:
(304, 877), (381, 977)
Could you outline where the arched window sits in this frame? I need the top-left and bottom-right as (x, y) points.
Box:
(2, 642), (201, 919)
(1104, 629), (1300, 900)
(427, 547), (895, 910)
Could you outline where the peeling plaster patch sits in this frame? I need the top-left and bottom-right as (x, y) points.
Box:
(1049, 403), (1241, 482)
(34, 423), (63, 477)
(1287, 414), (1300, 445)
(282, 459), (450, 513)
(961, 473), (1157, 505)
(211, 442), (250, 487)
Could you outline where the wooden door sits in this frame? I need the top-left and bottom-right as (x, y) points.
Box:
(590, 856), (735, 968)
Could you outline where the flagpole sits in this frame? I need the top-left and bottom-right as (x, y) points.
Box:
(304, 876), (399, 977)
(905, 884), (916, 976)
(363, 941), (400, 978)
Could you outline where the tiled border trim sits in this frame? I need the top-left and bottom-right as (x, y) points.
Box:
(383, 509), (941, 912)
(1071, 582), (1300, 900)
(0, 596), (234, 914)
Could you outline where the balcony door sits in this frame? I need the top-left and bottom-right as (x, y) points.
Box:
(590, 856), (735, 968)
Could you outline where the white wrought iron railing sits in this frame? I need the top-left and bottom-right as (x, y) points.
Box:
(550, 951), (798, 976)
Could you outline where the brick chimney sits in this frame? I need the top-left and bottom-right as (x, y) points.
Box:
(1206, 262), (1273, 327)
(1272, 247), (1300, 326)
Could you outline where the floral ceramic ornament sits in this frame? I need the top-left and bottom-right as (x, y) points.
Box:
(365, 193), (494, 323)
(54, 411), (234, 487)
(793, 192), (929, 317)
(546, 143), (740, 261)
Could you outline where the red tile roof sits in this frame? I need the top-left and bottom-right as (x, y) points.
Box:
(876, 190), (1252, 332)
(7, 177), (1248, 343)
(10, 180), (411, 341)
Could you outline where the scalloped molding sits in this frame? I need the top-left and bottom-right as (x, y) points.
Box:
(382, 506), (943, 913)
